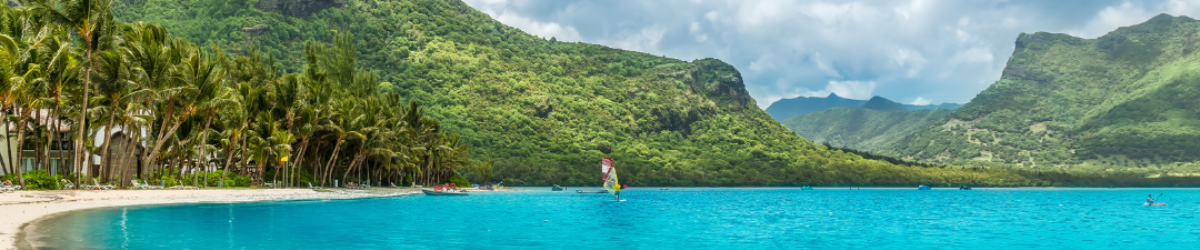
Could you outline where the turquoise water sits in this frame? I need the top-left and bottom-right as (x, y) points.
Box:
(31, 188), (1200, 249)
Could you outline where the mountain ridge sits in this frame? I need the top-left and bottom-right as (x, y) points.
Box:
(885, 13), (1200, 171)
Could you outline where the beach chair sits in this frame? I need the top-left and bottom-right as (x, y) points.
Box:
(60, 179), (76, 190)
(1, 184), (20, 193)
(174, 180), (199, 190)
(131, 180), (164, 189)
(411, 182), (423, 188)
(308, 182), (314, 189)
(94, 179), (114, 190)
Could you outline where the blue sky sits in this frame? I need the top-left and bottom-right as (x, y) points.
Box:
(462, 0), (1200, 109)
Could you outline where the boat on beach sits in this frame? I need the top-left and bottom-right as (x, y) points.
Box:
(422, 189), (468, 196)
(423, 185), (468, 196)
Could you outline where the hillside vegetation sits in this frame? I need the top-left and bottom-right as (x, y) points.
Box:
(765, 93), (866, 121)
(783, 107), (953, 152)
(101, 0), (1060, 186)
(887, 14), (1200, 172)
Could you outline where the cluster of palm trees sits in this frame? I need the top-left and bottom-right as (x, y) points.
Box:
(0, 0), (471, 189)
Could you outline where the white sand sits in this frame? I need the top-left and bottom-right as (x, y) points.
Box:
(1, 188), (420, 250)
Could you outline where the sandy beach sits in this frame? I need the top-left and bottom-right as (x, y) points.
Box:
(1, 188), (424, 250)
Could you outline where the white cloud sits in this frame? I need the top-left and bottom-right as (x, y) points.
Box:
(826, 80), (877, 100)
(464, 0), (1200, 110)
(1070, 2), (1156, 38)
(758, 80), (877, 109)
(909, 96), (932, 105)
(466, 1), (584, 42)
(950, 47), (994, 64)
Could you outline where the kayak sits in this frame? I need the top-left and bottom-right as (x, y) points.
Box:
(1144, 203), (1166, 206)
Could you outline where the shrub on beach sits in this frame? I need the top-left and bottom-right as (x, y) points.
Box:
(147, 170), (253, 188)
(448, 176), (470, 187)
(1, 170), (60, 190)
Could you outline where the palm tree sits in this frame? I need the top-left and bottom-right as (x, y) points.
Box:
(28, 0), (117, 178)
(174, 44), (226, 187)
(91, 48), (133, 184)
(123, 22), (181, 181)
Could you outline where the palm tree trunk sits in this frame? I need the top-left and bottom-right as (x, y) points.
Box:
(220, 134), (240, 187)
(118, 134), (137, 188)
(322, 140), (343, 187)
(98, 106), (117, 183)
(290, 138), (309, 187)
(0, 107), (10, 176)
(12, 110), (30, 187)
(77, 38), (94, 190)
(145, 114), (187, 183)
(193, 114), (213, 187)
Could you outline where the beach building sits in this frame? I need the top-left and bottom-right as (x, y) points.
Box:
(0, 109), (79, 177)
(0, 109), (149, 184)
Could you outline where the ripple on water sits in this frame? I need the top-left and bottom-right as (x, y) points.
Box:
(27, 188), (1200, 249)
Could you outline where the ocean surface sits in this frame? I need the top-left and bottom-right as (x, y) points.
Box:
(30, 188), (1200, 249)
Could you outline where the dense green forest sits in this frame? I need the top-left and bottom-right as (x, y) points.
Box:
(884, 14), (1200, 172)
(0, 0), (478, 190)
(784, 107), (953, 152)
(93, 0), (1073, 187)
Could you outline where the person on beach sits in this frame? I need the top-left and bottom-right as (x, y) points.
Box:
(1147, 194), (1157, 205)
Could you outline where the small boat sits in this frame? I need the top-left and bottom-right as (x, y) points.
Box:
(959, 185), (972, 190)
(918, 185), (931, 191)
(801, 185), (813, 190)
(1145, 202), (1166, 206)
(576, 190), (609, 193)
(552, 184), (564, 191)
(422, 188), (468, 196)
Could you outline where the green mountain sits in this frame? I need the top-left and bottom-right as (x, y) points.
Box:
(111, 0), (1047, 186)
(861, 96), (910, 112)
(782, 107), (953, 152)
(764, 93), (866, 121)
(905, 103), (963, 111)
(887, 14), (1200, 171)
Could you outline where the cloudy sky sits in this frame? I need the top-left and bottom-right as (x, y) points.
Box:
(463, 0), (1200, 109)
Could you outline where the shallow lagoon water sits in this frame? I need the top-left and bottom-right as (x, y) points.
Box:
(31, 188), (1200, 249)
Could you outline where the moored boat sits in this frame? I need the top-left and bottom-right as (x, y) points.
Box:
(422, 187), (468, 196)
(552, 184), (564, 191)
(801, 185), (813, 190)
(918, 185), (931, 190)
(576, 190), (608, 193)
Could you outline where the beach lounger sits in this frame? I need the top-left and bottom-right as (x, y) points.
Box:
(173, 180), (199, 190)
(411, 182), (422, 188)
(131, 180), (164, 189)
(94, 179), (114, 190)
(61, 179), (77, 190)
(1, 185), (21, 193)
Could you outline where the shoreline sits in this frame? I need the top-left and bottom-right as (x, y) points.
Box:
(1, 188), (424, 250)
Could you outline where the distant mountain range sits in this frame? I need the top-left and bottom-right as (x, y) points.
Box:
(782, 107), (953, 152)
(784, 14), (1200, 172)
(765, 94), (960, 121)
